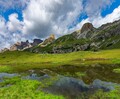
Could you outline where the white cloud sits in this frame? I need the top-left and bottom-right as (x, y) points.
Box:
(92, 5), (120, 27)
(0, 15), (24, 50)
(0, 17), (7, 36)
(7, 13), (23, 32)
(22, 0), (83, 38)
(84, 0), (114, 17)
(71, 5), (120, 31)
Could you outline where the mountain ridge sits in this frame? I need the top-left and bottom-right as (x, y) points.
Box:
(1, 19), (120, 53)
(27, 19), (120, 53)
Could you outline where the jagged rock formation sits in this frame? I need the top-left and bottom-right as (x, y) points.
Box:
(40, 34), (55, 47)
(9, 40), (32, 51)
(0, 39), (43, 52)
(32, 39), (43, 46)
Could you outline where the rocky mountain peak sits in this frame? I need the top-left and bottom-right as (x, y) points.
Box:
(81, 23), (94, 33)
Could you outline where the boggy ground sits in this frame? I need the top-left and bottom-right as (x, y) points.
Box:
(0, 49), (120, 98)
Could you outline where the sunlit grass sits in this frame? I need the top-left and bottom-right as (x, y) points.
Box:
(0, 49), (120, 73)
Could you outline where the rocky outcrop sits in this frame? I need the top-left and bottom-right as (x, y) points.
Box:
(10, 42), (21, 51)
(9, 40), (31, 51)
(81, 23), (94, 33)
(32, 39), (43, 46)
(40, 34), (55, 47)
(8, 38), (43, 52)
(0, 48), (9, 53)
(52, 44), (90, 53)
(75, 23), (95, 39)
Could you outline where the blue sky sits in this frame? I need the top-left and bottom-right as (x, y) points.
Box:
(0, 0), (120, 49)
(1, 0), (120, 23)
(101, 0), (120, 16)
(1, 0), (119, 22)
(2, 9), (23, 21)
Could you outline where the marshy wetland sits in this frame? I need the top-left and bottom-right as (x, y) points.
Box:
(0, 50), (120, 99)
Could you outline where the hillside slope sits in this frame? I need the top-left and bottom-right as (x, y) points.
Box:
(28, 19), (120, 53)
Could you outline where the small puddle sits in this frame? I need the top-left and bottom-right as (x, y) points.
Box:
(0, 73), (18, 82)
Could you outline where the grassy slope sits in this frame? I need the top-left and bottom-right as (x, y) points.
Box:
(0, 49), (120, 73)
(30, 33), (90, 53)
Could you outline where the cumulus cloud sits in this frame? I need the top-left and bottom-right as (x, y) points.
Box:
(0, 15), (24, 49)
(91, 5), (120, 27)
(7, 13), (23, 32)
(22, 0), (83, 38)
(71, 5), (120, 31)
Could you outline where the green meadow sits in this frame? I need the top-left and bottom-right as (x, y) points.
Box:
(0, 49), (120, 72)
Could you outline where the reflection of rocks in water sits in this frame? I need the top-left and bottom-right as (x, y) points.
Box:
(43, 76), (118, 98)
(22, 73), (50, 81)
(0, 73), (17, 82)
(49, 64), (120, 84)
